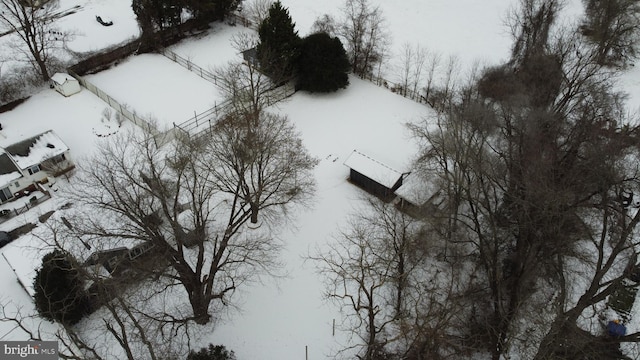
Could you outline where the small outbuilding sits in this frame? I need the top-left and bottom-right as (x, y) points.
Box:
(394, 172), (444, 217)
(50, 73), (81, 97)
(343, 149), (407, 199)
(241, 47), (260, 67)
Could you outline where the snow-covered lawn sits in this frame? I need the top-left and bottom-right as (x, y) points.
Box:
(0, 65), (427, 360)
(2, 0), (640, 359)
(0, 0), (139, 75)
(169, 22), (254, 69)
(53, 0), (140, 54)
(85, 53), (222, 130)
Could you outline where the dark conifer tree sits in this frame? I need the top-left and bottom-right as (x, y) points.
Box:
(256, 1), (300, 79)
(296, 32), (350, 92)
(33, 250), (90, 325)
(186, 0), (238, 22)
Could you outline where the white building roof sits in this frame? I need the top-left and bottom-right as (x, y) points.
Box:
(394, 172), (440, 206)
(343, 150), (403, 188)
(51, 72), (77, 85)
(4, 130), (69, 170)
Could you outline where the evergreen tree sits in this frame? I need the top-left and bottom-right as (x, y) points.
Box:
(185, 0), (239, 22)
(256, 1), (300, 79)
(33, 250), (90, 325)
(296, 32), (350, 92)
(132, 0), (182, 32)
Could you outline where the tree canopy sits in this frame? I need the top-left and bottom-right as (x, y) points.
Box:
(33, 250), (90, 325)
(256, 1), (300, 78)
(296, 32), (350, 92)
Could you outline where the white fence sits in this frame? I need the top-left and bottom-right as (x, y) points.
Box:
(68, 71), (181, 146)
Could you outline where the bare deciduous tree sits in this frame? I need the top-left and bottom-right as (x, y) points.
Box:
(64, 122), (315, 325)
(533, 184), (640, 359)
(310, 13), (337, 36)
(0, 0), (69, 81)
(338, 0), (389, 78)
(581, 0), (640, 67)
(410, 17), (640, 358)
(1, 221), (199, 360)
(395, 42), (427, 98)
(506, 0), (562, 66)
(215, 60), (294, 120)
(207, 110), (317, 224)
(242, 0), (273, 29)
(422, 50), (441, 105)
(425, 54), (459, 112)
(312, 199), (424, 359)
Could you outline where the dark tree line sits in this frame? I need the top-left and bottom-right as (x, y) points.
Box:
(132, 0), (240, 47)
(315, 0), (640, 359)
(255, 1), (350, 92)
(410, 0), (640, 358)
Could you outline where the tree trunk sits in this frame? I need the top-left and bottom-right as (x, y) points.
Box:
(250, 202), (259, 224)
(173, 261), (212, 324)
(396, 252), (405, 319)
(36, 56), (50, 81)
(189, 290), (212, 325)
(365, 305), (378, 360)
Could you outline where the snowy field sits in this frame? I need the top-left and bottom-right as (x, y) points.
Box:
(85, 53), (222, 129)
(0, 0), (139, 73)
(1, 0), (640, 359)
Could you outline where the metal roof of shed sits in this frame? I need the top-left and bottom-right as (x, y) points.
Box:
(343, 150), (403, 188)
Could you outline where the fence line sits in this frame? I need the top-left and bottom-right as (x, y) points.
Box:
(69, 71), (159, 136)
(173, 81), (295, 139)
(13, 190), (51, 217)
(65, 13), (299, 145)
(159, 48), (221, 86)
(67, 70), (182, 146)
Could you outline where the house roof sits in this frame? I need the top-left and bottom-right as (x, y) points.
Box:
(51, 72), (76, 85)
(0, 153), (22, 187)
(4, 130), (69, 170)
(343, 150), (403, 188)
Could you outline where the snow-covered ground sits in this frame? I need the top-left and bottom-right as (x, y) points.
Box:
(85, 53), (221, 130)
(1, 0), (640, 359)
(0, 0), (139, 75)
